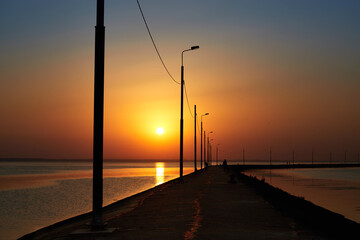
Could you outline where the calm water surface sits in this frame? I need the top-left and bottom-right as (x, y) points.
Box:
(0, 160), (193, 240)
(244, 167), (360, 224)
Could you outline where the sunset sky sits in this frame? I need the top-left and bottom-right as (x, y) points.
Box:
(0, 0), (359, 162)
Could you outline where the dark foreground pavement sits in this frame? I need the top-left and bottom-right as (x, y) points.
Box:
(21, 166), (348, 240)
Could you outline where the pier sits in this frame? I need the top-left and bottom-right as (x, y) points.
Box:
(20, 165), (359, 240)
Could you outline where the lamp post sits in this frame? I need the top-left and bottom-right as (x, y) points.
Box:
(204, 131), (206, 167)
(200, 113), (209, 169)
(243, 148), (245, 165)
(207, 131), (214, 165)
(91, 0), (105, 229)
(210, 139), (214, 165)
(180, 45), (199, 181)
(194, 105), (197, 172)
(216, 144), (220, 165)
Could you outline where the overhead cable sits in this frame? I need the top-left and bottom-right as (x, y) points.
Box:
(136, 0), (180, 85)
(137, 0), (197, 120)
(184, 82), (195, 118)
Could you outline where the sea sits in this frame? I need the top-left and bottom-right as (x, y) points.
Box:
(0, 159), (194, 240)
(243, 167), (360, 224)
(0, 160), (359, 240)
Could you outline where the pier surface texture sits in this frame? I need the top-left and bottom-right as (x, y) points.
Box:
(20, 166), (359, 240)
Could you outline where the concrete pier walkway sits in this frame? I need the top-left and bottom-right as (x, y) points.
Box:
(22, 166), (338, 240)
(105, 167), (323, 240)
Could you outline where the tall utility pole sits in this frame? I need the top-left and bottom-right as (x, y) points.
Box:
(180, 59), (184, 180)
(209, 143), (212, 166)
(207, 131), (213, 165)
(200, 113), (209, 169)
(207, 136), (209, 164)
(194, 105), (197, 172)
(92, 0), (105, 229)
(201, 121), (203, 169)
(204, 131), (206, 167)
(216, 145), (218, 165)
(243, 148), (245, 165)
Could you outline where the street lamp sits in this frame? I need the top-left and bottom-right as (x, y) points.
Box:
(200, 113), (209, 169)
(180, 45), (199, 181)
(207, 131), (214, 165)
(216, 144), (220, 165)
(210, 139), (214, 165)
(204, 131), (206, 167)
(194, 105), (197, 172)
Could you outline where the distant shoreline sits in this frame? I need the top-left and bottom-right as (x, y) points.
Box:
(1, 158), (359, 165)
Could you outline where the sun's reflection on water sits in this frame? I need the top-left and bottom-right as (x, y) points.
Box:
(156, 162), (165, 185)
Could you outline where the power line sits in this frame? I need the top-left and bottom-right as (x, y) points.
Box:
(136, 0), (180, 85)
(185, 81), (201, 134)
(184, 82), (194, 118)
(137, 0), (198, 122)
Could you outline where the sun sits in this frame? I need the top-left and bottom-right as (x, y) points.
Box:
(156, 127), (164, 135)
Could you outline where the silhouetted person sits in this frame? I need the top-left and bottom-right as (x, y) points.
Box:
(223, 159), (228, 172)
(223, 159), (227, 167)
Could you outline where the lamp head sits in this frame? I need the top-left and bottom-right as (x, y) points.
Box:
(205, 113), (209, 115)
(191, 45), (200, 50)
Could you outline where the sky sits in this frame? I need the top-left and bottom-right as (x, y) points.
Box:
(0, 0), (359, 162)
